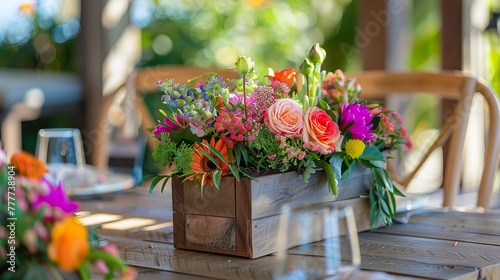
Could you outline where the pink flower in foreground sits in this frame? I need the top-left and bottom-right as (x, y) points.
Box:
(266, 98), (304, 138)
(95, 243), (120, 274)
(32, 179), (79, 219)
(303, 107), (342, 154)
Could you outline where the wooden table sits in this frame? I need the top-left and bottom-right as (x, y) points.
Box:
(77, 187), (500, 280)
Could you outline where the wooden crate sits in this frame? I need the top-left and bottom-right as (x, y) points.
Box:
(172, 168), (373, 259)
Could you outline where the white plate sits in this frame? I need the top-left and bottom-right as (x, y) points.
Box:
(46, 163), (135, 196)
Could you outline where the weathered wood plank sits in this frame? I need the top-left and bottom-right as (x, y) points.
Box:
(183, 177), (235, 217)
(288, 237), (480, 280)
(408, 212), (500, 235)
(358, 232), (500, 269)
(172, 176), (186, 248)
(185, 215), (235, 250)
(249, 167), (372, 219)
(111, 237), (417, 280)
(111, 237), (275, 279)
(235, 177), (252, 257)
(373, 223), (500, 246)
(251, 197), (373, 258)
(124, 266), (209, 280)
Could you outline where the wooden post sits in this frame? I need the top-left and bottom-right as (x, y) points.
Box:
(79, 0), (105, 163)
(359, 0), (409, 70)
(441, 0), (463, 208)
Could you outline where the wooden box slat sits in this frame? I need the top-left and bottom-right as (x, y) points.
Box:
(172, 169), (373, 258)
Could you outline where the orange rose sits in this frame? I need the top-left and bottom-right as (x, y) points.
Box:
(48, 217), (89, 272)
(266, 98), (304, 138)
(269, 67), (296, 88)
(303, 107), (342, 154)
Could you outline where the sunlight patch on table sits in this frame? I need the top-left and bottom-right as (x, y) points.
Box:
(78, 213), (123, 226)
(102, 218), (156, 230)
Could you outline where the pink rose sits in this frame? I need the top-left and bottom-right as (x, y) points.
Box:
(266, 98), (304, 138)
(303, 107), (342, 154)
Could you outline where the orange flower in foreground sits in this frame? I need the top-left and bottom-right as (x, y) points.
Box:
(48, 217), (89, 272)
(269, 67), (296, 88)
(10, 151), (47, 180)
(189, 138), (230, 186)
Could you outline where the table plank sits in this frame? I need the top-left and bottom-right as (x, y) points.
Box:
(286, 237), (480, 280)
(111, 237), (276, 280)
(373, 223), (500, 246)
(77, 188), (500, 280)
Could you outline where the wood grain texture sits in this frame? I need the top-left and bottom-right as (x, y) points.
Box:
(182, 177), (235, 217)
(185, 215), (235, 250)
(249, 166), (372, 219)
(251, 197), (373, 259)
(172, 176), (186, 248)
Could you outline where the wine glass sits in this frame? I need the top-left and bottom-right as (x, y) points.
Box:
(274, 202), (361, 280)
(35, 128), (85, 167)
(36, 128), (88, 191)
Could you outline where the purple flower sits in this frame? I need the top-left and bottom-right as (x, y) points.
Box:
(340, 102), (374, 141)
(33, 178), (79, 215)
(153, 115), (185, 136)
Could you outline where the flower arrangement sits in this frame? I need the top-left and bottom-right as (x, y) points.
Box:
(142, 43), (413, 227)
(0, 148), (136, 279)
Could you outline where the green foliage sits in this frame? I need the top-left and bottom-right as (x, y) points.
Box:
(139, 0), (359, 73)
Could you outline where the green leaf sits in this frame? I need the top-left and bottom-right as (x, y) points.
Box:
(229, 164), (240, 181)
(149, 176), (167, 193)
(138, 174), (158, 187)
(380, 197), (391, 216)
(359, 146), (385, 161)
(392, 183), (406, 197)
(201, 142), (231, 166)
(200, 173), (207, 192)
(196, 149), (222, 169)
(340, 160), (356, 180)
(318, 99), (329, 110)
(160, 176), (172, 192)
(316, 159), (337, 195)
(213, 170), (222, 189)
(371, 115), (381, 131)
(232, 146), (241, 166)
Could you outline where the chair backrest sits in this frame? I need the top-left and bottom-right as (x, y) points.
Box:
(348, 70), (500, 211)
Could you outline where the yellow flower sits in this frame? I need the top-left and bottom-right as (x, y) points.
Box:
(345, 139), (365, 159)
(48, 217), (89, 272)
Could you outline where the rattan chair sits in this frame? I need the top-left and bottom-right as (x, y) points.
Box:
(349, 71), (500, 211)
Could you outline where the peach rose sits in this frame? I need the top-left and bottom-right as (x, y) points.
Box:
(303, 106), (342, 154)
(266, 98), (304, 138)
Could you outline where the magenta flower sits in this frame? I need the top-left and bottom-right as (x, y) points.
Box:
(32, 178), (79, 216)
(340, 102), (374, 141)
(153, 115), (185, 136)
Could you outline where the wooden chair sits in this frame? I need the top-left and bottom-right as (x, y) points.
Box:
(92, 66), (240, 176)
(349, 71), (500, 211)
